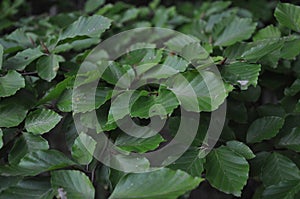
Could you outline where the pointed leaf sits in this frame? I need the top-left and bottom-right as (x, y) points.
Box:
(246, 116), (284, 143)
(279, 127), (300, 152)
(36, 54), (61, 82)
(205, 146), (249, 197)
(59, 15), (111, 41)
(51, 170), (95, 199)
(25, 109), (62, 134)
(109, 168), (203, 199)
(275, 3), (300, 32)
(0, 70), (25, 97)
(226, 140), (255, 159)
(214, 17), (256, 46)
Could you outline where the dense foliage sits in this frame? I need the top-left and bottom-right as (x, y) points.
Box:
(0, 0), (300, 198)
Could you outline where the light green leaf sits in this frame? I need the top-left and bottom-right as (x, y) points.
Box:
(109, 168), (203, 199)
(8, 132), (49, 165)
(262, 180), (300, 199)
(25, 109), (62, 134)
(51, 170), (95, 199)
(275, 3), (300, 32)
(102, 63), (135, 87)
(253, 25), (281, 41)
(115, 133), (165, 153)
(226, 140), (255, 159)
(71, 133), (96, 165)
(221, 62), (261, 90)
(59, 15), (111, 41)
(168, 148), (205, 177)
(0, 70), (25, 97)
(84, 0), (105, 13)
(279, 127), (300, 152)
(205, 146), (249, 197)
(246, 116), (284, 143)
(37, 54), (62, 82)
(4, 48), (43, 70)
(261, 152), (300, 186)
(214, 17), (256, 46)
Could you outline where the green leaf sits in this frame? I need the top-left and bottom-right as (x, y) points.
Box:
(36, 54), (62, 82)
(253, 25), (281, 41)
(56, 89), (72, 112)
(246, 116), (284, 143)
(72, 85), (112, 113)
(280, 39), (300, 59)
(168, 148), (205, 177)
(4, 48), (43, 70)
(279, 127), (300, 152)
(25, 109), (62, 134)
(0, 178), (54, 199)
(130, 88), (179, 118)
(107, 90), (148, 123)
(8, 132), (49, 165)
(240, 39), (284, 61)
(204, 146), (249, 197)
(59, 15), (111, 41)
(37, 76), (74, 105)
(71, 133), (96, 164)
(84, 0), (105, 13)
(17, 150), (74, 176)
(0, 44), (3, 69)
(51, 170), (95, 199)
(0, 128), (3, 149)
(0, 70), (25, 97)
(262, 180), (300, 199)
(261, 152), (300, 186)
(214, 17), (256, 46)
(168, 70), (230, 111)
(102, 63), (134, 87)
(142, 55), (189, 79)
(115, 133), (165, 153)
(284, 78), (300, 96)
(109, 168), (203, 199)
(221, 62), (261, 90)
(0, 94), (31, 128)
(275, 3), (300, 32)
(226, 140), (255, 159)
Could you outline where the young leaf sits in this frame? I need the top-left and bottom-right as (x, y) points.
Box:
(253, 25), (281, 41)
